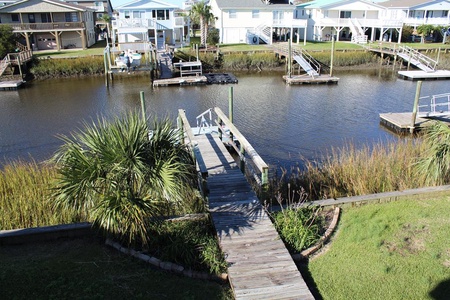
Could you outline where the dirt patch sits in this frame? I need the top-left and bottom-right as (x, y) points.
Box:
(383, 223), (429, 256)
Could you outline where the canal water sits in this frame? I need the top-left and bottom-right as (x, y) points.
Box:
(1, 69), (449, 169)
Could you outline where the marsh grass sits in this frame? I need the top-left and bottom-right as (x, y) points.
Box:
(311, 50), (379, 66)
(271, 139), (429, 201)
(308, 197), (450, 299)
(0, 161), (81, 230)
(30, 56), (104, 79)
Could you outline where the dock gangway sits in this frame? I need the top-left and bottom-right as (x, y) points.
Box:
(177, 108), (315, 300)
(418, 93), (450, 117)
(396, 46), (437, 72)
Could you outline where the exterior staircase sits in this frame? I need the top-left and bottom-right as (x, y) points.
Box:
(248, 23), (271, 44)
(397, 46), (437, 72)
(349, 18), (367, 44)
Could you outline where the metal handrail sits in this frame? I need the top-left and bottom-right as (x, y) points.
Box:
(196, 108), (213, 135)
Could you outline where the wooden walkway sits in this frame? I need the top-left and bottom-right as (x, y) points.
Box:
(195, 133), (314, 300)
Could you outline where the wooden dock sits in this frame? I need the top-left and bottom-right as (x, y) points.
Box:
(398, 70), (450, 80)
(153, 75), (208, 86)
(0, 80), (24, 91)
(283, 74), (339, 85)
(379, 112), (440, 133)
(195, 133), (314, 300)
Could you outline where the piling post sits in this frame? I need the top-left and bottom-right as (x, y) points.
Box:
(330, 36), (335, 77)
(229, 86), (234, 123)
(410, 81), (423, 133)
(140, 91), (147, 121)
(103, 50), (109, 87)
(288, 38), (292, 78)
(437, 47), (441, 65)
(177, 113), (183, 144)
(393, 44), (397, 70)
(239, 144), (245, 173)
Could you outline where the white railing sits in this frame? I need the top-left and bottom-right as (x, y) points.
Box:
(418, 93), (450, 117)
(398, 45), (437, 72)
(315, 18), (402, 28)
(196, 108), (213, 135)
(351, 35), (368, 44)
(0, 56), (10, 77)
(113, 17), (185, 30)
(404, 17), (450, 26)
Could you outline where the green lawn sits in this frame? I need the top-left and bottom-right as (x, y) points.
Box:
(0, 235), (232, 299)
(308, 197), (450, 300)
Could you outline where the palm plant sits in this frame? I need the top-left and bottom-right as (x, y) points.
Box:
(189, 1), (215, 46)
(50, 112), (194, 247)
(415, 121), (450, 185)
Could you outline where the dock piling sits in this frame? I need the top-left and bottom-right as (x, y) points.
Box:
(410, 81), (423, 133)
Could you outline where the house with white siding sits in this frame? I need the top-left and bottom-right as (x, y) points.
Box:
(294, 0), (403, 43)
(210, 0), (307, 45)
(112, 0), (188, 51)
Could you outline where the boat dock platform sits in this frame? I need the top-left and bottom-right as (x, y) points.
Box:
(379, 112), (440, 133)
(283, 74), (339, 85)
(178, 107), (315, 299)
(398, 70), (450, 80)
(153, 73), (238, 87)
(0, 80), (25, 91)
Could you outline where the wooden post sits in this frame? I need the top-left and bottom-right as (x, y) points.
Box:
(229, 86), (234, 123)
(177, 114), (183, 144)
(330, 36), (335, 77)
(239, 144), (245, 173)
(140, 91), (147, 121)
(288, 38), (292, 78)
(17, 55), (23, 79)
(407, 49), (412, 71)
(261, 167), (268, 186)
(393, 44), (397, 71)
(437, 47), (441, 65)
(410, 81), (423, 133)
(218, 116), (222, 140)
(103, 50), (109, 87)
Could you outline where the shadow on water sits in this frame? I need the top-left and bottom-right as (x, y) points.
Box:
(429, 278), (450, 300)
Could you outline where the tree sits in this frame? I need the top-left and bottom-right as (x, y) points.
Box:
(415, 121), (450, 185)
(50, 112), (194, 247)
(0, 25), (17, 58)
(416, 24), (435, 43)
(189, 1), (216, 47)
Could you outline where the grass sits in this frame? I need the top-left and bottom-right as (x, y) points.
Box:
(0, 235), (232, 299)
(308, 197), (450, 300)
(0, 161), (82, 230)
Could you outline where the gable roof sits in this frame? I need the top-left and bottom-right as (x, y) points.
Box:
(297, 0), (385, 9)
(0, 0), (91, 12)
(117, 0), (179, 10)
(379, 0), (450, 8)
(213, 0), (294, 10)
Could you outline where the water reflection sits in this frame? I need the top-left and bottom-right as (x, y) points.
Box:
(0, 69), (448, 169)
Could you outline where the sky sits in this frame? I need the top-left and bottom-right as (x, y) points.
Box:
(110, 0), (185, 9)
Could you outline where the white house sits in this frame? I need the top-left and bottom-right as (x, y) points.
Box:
(210, 0), (307, 45)
(112, 0), (188, 51)
(379, 0), (450, 27)
(0, 0), (96, 50)
(295, 0), (403, 43)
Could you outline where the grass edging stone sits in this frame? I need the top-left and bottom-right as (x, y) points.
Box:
(105, 238), (228, 283)
(292, 207), (341, 261)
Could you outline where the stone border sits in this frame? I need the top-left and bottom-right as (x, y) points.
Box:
(292, 207), (341, 261)
(105, 238), (228, 283)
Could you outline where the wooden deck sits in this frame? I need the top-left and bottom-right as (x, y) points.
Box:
(398, 70), (450, 80)
(283, 74), (339, 85)
(195, 133), (314, 300)
(0, 80), (24, 90)
(379, 112), (440, 133)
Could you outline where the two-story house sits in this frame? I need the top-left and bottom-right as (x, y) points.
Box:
(0, 0), (96, 50)
(294, 0), (403, 44)
(210, 0), (307, 45)
(112, 0), (187, 51)
(380, 0), (450, 27)
(64, 0), (113, 26)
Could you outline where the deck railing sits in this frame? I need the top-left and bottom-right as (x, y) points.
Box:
(418, 93), (450, 117)
(214, 107), (269, 187)
(10, 22), (85, 31)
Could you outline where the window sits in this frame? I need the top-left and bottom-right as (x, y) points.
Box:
(124, 10), (130, 18)
(28, 13), (35, 23)
(409, 10), (415, 18)
(252, 10), (259, 18)
(65, 12), (79, 22)
(94, 1), (102, 7)
(340, 11), (351, 18)
(41, 13), (51, 23)
(11, 13), (19, 22)
(153, 10), (169, 20)
(229, 10), (236, 19)
(443, 11), (448, 17)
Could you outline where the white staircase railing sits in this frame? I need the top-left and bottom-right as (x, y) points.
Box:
(0, 56), (10, 77)
(196, 108), (213, 135)
(249, 23), (271, 45)
(397, 45), (437, 72)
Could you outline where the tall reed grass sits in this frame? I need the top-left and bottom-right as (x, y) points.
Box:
(271, 138), (430, 201)
(311, 51), (379, 67)
(30, 56), (104, 79)
(0, 161), (81, 230)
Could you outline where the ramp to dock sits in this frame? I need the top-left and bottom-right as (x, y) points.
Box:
(195, 133), (314, 300)
(293, 55), (319, 77)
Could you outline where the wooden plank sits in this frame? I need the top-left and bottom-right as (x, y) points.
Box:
(195, 133), (314, 300)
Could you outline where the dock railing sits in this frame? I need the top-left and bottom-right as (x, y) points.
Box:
(214, 107), (269, 187)
(418, 93), (450, 117)
(398, 45), (437, 72)
(177, 109), (208, 196)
